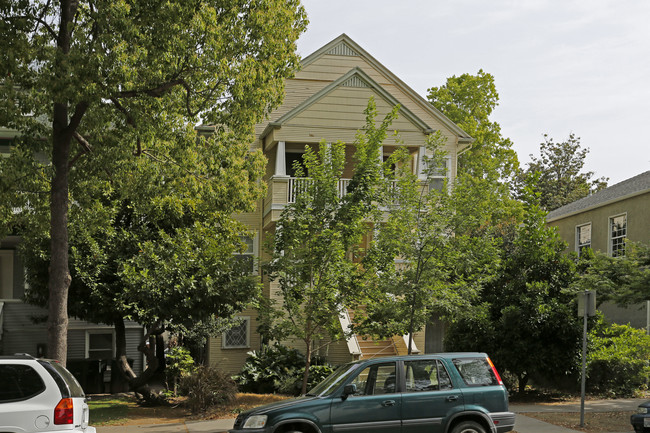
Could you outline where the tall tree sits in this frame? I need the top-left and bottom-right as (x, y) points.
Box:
(517, 133), (608, 211)
(263, 100), (395, 395)
(427, 70), (519, 184)
(0, 0), (307, 363)
(445, 180), (583, 392)
(19, 127), (265, 397)
(427, 70), (522, 234)
(356, 133), (500, 353)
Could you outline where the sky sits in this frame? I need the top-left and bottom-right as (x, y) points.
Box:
(295, 0), (650, 185)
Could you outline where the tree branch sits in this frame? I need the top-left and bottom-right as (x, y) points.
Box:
(118, 79), (186, 99)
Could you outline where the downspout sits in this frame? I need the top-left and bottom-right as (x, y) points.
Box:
(0, 301), (4, 340)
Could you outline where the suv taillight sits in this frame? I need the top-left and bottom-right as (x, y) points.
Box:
(486, 357), (504, 385)
(54, 398), (74, 424)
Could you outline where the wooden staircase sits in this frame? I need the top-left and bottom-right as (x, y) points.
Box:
(357, 335), (398, 359)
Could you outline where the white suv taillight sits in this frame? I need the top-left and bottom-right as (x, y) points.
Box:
(54, 398), (74, 424)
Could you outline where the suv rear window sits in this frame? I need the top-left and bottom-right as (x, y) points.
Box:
(39, 360), (85, 398)
(0, 365), (46, 402)
(452, 357), (499, 387)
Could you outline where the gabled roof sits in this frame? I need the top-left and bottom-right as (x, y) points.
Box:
(300, 34), (473, 144)
(547, 170), (650, 222)
(261, 67), (434, 138)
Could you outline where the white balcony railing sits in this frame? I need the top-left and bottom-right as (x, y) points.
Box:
(287, 177), (352, 203)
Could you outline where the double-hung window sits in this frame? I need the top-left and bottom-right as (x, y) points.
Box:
(86, 330), (115, 360)
(609, 214), (627, 257)
(576, 223), (592, 257)
(234, 234), (258, 274)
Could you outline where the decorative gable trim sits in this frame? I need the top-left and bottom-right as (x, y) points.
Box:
(300, 34), (473, 145)
(268, 67), (432, 135)
(326, 41), (359, 57)
(341, 75), (369, 88)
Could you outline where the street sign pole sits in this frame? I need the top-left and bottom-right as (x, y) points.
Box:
(578, 290), (596, 428)
(580, 297), (588, 427)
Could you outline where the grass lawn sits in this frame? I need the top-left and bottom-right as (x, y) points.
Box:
(88, 393), (290, 426)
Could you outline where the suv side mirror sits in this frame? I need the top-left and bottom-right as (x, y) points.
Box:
(342, 384), (357, 399)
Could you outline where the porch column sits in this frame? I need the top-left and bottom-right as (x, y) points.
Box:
(274, 141), (288, 177)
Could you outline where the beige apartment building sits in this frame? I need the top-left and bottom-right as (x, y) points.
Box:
(206, 34), (474, 373)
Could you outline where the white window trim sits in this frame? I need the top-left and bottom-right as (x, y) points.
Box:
(222, 316), (251, 349)
(235, 232), (259, 275)
(85, 329), (116, 359)
(575, 222), (592, 257)
(608, 213), (627, 257)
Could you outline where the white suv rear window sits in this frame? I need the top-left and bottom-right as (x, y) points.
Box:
(0, 365), (46, 402)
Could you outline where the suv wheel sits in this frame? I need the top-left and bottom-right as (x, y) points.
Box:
(451, 420), (487, 433)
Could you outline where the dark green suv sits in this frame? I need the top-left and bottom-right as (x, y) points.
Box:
(229, 353), (515, 433)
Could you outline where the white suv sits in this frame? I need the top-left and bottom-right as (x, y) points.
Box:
(0, 354), (96, 433)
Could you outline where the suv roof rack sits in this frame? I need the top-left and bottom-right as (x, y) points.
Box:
(0, 353), (36, 359)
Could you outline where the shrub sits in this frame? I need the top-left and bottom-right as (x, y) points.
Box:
(179, 366), (237, 413)
(166, 346), (196, 396)
(587, 322), (650, 397)
(234, 344), (335, 395)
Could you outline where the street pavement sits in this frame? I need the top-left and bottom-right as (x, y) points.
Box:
(96, 398), (645, 433)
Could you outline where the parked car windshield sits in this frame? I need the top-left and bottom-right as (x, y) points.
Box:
(306, 363), (360, 396)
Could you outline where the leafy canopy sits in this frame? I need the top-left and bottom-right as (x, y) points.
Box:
(516, 133), (608, 211)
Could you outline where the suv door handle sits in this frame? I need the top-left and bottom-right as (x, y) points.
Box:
(382, 400), (396, 407)
(446, 395), (459, 402)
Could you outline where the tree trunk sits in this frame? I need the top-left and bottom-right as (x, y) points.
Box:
(46, 0), (77, 366)
(48, 108), (72, 364)
(300, 341), (312, 395)
(115, 320), (165, 403)
(518, 373), (529, 394)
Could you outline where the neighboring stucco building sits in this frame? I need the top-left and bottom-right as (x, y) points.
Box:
(206, 34), (473, 373)
(546, 170), (650, 330)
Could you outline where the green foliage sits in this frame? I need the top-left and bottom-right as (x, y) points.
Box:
(165, 346), (196, 396)
(427, 69), (519, 184)
(178, 366), (238, 414)
(0, 0), (307, 361)
(587, 321), (650, 397)
(234, 345), (334, 396)
(446, 181), (583, 392)
(574, 242), (650, 306)
(263, 98), (397, 394)
(427, 70), (523, 240)
(356, 132), (501, 350)
(516, 133), (608, 211)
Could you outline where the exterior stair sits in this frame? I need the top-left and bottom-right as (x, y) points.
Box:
(357, 336), (397, 358)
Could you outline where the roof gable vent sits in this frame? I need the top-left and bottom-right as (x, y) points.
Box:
(341, 75), (369, 88)
(327, 41), (359, 57)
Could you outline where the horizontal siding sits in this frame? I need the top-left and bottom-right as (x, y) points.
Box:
(1, 301), (143, 374)
(207, 308), (261, 374)
(126, 327), (144, 374)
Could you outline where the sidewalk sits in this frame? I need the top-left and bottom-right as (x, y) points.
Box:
(96, 398), (644, 433)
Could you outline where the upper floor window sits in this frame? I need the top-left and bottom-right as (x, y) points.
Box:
(428, 158), (450, 192)
(234, 234), (258, 274)
(576, 223), (591, 257)
(609, 214), (627, 257)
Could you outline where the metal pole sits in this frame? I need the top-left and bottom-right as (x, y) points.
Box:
(580, 291), (588, 427)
